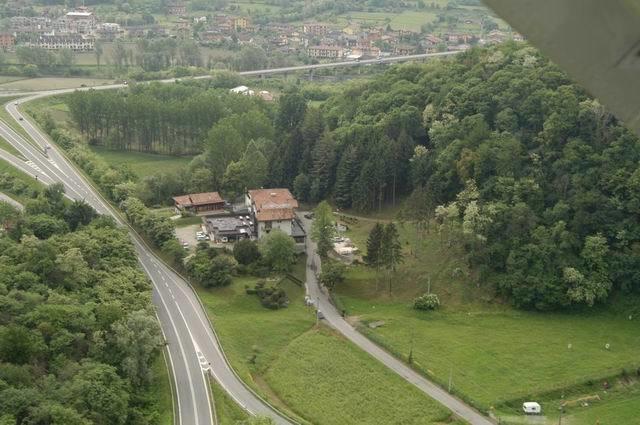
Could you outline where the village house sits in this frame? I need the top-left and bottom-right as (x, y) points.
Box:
(28, 34), (94, 51)
(0, 33), (16, 50)
(245, 189), (305, 243)
(173, 192), (226, 215)
(307, 45), (342, 59)
(167, 2), (186, 16)
(234, 17), (250, 31)
(303, 22), (329, 37)
(10, 16), (52, 33)
(394, 44), (416, 55)
(55, 7), (97, 35)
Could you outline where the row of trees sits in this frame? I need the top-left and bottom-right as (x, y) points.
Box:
(65, 82), (270, 155)
(0, 186), (164, 424)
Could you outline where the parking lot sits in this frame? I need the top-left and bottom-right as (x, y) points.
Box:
(175, 224), (204, 250)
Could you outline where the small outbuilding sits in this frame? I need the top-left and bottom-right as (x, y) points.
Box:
(173, 192), (225, 215)
(522, 402), (541, 415)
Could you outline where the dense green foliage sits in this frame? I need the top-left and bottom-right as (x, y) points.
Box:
(259, 230), (296, 272)
(59, 42), (640, 310)
(66, 83), (271, 155)
(186, 244), (237, 288)
(0, 190), (164, 424)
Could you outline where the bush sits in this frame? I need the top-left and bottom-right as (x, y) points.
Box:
(233, 239), (260, 265)
(248, 280), (289, 309)
(413, 293), (440, 311)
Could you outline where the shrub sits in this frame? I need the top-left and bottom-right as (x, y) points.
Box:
(247, 280), (289, 309)
(233, 239), (260, 265)
(413, 293), (440, 311)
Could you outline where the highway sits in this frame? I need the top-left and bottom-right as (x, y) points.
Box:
(0, 50), (473, 425)
(1, 98), (293, 425)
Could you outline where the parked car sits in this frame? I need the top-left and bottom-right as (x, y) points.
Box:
(304, 213), (314, 219)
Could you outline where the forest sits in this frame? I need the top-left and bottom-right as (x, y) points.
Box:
(56, 42), (640, 310)
(0, 182), (165, 424)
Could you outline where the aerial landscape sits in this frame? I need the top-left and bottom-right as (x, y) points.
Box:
(0, 1), (638, 425)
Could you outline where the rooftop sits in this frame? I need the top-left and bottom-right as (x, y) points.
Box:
(173, 192), (224, 207)
(248, 188), (298, 210)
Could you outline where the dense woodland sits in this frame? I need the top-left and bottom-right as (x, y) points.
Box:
(57, 42), (640, 310)
(0, 183), (164, 424)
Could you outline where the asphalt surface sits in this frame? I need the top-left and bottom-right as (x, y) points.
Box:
(298, 215), (494, 425)
(1, 101), (292, 425)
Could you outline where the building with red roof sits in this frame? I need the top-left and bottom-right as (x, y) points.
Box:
(173, 192), (225, 214)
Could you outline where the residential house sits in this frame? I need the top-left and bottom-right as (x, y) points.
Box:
(29, 34), (94, 51)
(307, 45), (342, 59)
(55, 7), (97, 34)
(234, 17), (250, 31)
(245, 189), (305, 243)
(167, 2), (186, 16)
(0, 33), (16, 50)
(394, 44), (416, 55)
(173, 192), (226, 214)
(303, 22), (328, 37)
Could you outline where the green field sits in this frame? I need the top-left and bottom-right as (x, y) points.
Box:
(0, 158), (45, 203)
(210, 378), (250, 425)
(89, 146), (192, 178)
(333, 217), (640, 420)
(337, 10), (438, 32)
(0, 77), (114, 91)
(151, 352), (175, 425)
(195, 258), (457, 424)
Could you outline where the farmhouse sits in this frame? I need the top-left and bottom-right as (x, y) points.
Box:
(173, 192), (225, 214)
(245, 188), (305, 243)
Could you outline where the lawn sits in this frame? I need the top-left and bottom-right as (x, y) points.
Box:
(210, 378), (250, 425)
(264, 327), (460, 425)
(337, 10), (438, 32)
(195, 257), (459, 424)
(0, 77), (114, 91)
(333, 217), (640, 419)
(89, 146), (192, 178)
(151, 351), (175, 425)
(0, 157), (45, 203)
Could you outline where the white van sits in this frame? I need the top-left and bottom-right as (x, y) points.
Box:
(522, 402), (541, 415)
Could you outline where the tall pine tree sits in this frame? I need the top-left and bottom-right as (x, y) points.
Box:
(365, 223), (385, 267)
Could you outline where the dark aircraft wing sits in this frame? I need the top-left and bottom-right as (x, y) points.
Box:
(484, 0), (640, 134)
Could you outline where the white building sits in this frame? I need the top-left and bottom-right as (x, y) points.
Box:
(245, 188), (305, 243)
(29, 34), (95, 51)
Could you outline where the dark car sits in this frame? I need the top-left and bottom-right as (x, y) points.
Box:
(304, 213), (314, 219)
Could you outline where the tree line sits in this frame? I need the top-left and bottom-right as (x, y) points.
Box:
(0, 184), (164, 424)
(65, 81), (271, 155)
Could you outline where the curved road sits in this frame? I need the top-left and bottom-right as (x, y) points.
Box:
(0, 99), (292, 425)
(0, 50), (490, 425)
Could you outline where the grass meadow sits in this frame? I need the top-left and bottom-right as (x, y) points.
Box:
(195, 257), (460, 424)
(334, 216), (640, 421)
(88, 146), (192, 178)
(151, 352), (175, 425)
